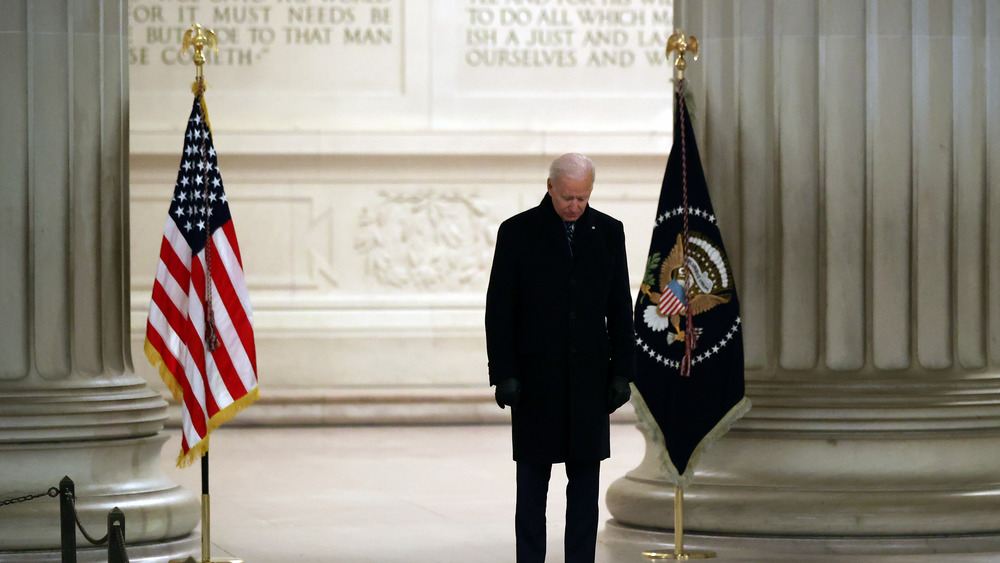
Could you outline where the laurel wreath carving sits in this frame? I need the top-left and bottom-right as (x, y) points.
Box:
(354, 190), (497, 290)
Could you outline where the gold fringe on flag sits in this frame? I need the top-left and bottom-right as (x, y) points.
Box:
(629, 386), (751, 490)
(145, 340), (261, 469)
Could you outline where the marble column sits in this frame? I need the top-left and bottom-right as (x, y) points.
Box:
(605, 0), (1000, 556)
(0, 1), (199, 560)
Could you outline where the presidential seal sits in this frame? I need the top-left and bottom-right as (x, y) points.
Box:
(637, 227), (740, 371)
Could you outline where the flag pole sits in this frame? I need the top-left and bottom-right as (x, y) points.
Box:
(642, 30), (716, 562)
(167, 23), (244, 563)
(202, 452), (211, 562)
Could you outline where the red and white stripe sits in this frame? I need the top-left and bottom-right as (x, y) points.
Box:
(658, 285), (686, 316)
(145, 218), (258, 467)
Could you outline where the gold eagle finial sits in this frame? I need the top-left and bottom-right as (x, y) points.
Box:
(182, 23), (218, 88)
(666, 30), (699, 81)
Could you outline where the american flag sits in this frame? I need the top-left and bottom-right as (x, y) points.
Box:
(145, 94), (259, 468)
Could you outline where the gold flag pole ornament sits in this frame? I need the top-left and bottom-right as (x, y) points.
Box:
(182, 23), (218, 95)
(169, 24), (243, 563)
(642, 29), (715, 562)
(666, 30), (698, 82)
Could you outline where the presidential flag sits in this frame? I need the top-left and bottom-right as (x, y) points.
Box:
(145, 93), (259, 468)
(631, 86), (750, 487)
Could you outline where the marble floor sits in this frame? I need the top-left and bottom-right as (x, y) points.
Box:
(158, 424), (1000, 563)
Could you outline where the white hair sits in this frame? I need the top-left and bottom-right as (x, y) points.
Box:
(548, 153), (595, 183)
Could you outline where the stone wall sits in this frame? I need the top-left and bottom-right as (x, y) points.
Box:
(127, 0), (677, 423)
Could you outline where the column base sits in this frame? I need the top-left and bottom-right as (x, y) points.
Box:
(600, 519), (1000, 561)
(0, 432), (199, 550)
(610, 381), (1000, 537)
(0, 532), (200, 563)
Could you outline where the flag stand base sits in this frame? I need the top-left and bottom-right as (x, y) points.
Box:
(643, 551), (716, 560)
(169, 489), (244, 563)
(642, 487), (717, 560)
(170, 558), (244, 563)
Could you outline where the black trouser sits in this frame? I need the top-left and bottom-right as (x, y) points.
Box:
(515, 460), (601, 563)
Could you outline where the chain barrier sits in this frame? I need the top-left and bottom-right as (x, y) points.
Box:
(0, 487), (59, 507)
(65, 490), (109, 545)
(2, 480), (131, 560)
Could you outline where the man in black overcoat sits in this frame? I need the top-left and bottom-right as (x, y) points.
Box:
(485, 153), (635, 563)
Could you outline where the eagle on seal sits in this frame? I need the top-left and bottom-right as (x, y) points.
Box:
(640, 234), (730, 345)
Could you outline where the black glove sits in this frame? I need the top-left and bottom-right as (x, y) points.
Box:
(495, 378), (521, 409)
(607, 376), (631, 413)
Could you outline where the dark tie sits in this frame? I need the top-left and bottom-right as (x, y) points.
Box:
(564, 221), (575, 254)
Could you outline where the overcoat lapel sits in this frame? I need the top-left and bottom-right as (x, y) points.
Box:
(569, 207), (595, 261)
(540, 194), (573, 261)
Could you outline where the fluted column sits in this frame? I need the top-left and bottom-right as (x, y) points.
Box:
(0, 2), (198, 560)
(605, 0), (1000, 555)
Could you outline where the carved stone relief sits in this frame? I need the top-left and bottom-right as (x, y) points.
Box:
(355, 190), (497, 291)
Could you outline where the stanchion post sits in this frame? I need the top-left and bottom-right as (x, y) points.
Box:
(59, 476), (76, 563)
(108, 507), (126, 563)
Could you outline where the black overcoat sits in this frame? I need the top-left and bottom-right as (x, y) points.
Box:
(485, 193), (635, 463)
